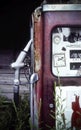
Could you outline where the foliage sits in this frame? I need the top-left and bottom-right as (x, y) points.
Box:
(0, 96), (12, 130)
(0, 94), (30, 130)
(46, 79), (72, 130)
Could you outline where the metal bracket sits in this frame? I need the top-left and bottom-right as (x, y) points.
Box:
(30, 73), (39, 84)
(30, 73), (39, 130)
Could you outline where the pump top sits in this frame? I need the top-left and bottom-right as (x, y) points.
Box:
(43, 0), (81, 4)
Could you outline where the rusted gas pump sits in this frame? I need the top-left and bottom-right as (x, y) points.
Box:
(11, 3), (81, 130)
(30, 3), (81, 130)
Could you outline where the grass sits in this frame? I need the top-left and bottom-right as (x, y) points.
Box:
(0, 94), (30, 130)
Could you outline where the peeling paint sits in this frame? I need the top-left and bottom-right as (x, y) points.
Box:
(33, 6), (42, 21)
(33, 7), (42, 73)
(34, 49), (41, 72)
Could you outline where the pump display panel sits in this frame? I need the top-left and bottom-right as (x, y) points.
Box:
(52, 26), (81, 77)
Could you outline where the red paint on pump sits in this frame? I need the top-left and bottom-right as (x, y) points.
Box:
(33, 9), (81, 130)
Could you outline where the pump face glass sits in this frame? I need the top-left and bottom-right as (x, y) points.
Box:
(52, 26), (81, 77)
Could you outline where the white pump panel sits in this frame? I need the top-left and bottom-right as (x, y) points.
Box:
(52, 26), (81, 77)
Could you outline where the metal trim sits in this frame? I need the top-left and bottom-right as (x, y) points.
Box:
(42, 4), (81, 12)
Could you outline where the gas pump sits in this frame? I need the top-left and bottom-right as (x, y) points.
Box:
(31, 3), (81, 130)
(11, 2), (81, 130)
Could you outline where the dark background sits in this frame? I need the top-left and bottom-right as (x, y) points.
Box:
(0, 0), (74, 51)
(0, 0), (43, 51)
(0, 0), (71, 66)
(0, 0), (73, 51)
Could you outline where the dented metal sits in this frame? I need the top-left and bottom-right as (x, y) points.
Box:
(33, 6), (42, 21)
(30, 6), (43, 130)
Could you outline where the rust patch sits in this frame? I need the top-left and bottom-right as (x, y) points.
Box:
(34, 48), (41, 72)
(33, 7), (42, 73)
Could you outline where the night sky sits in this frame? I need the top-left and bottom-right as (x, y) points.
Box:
(0, 0), (43, 50)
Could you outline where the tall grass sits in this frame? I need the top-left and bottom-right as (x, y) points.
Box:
(0, 94), (30, 130)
